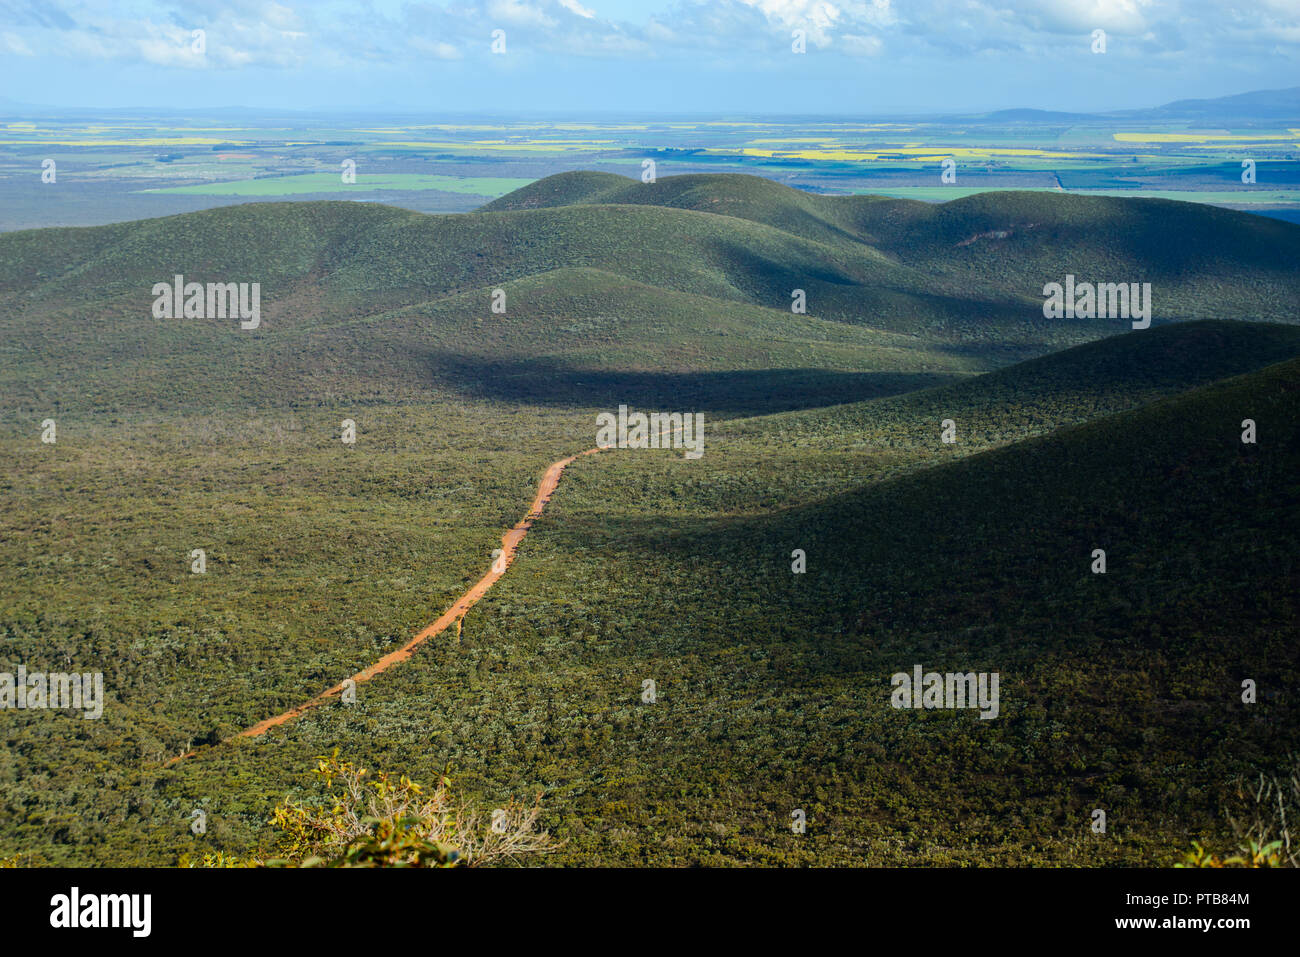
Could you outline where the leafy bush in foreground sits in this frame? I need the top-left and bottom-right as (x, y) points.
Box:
(1179, 759), (1300, 868)
(186, 751), (552, 868)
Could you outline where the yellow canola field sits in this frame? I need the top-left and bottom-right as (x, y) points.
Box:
(1113, 132), (1295, 143)
(0, 137), (255, 146)
(374, 140), (617, 151)
(707, 146), (1094, 161)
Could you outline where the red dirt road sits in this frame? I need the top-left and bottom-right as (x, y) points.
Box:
(168, 446), (604, 765)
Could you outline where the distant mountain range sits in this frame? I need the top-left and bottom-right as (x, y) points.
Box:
(1145, 85), (1300, 121)
(954, 86), (1300, 124)
(3, 87), (1298, 123)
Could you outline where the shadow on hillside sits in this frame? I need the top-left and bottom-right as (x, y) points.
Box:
(426, 352), (961, 416)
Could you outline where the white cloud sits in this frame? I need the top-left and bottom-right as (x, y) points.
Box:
(410, 37), (464, 59)
(560, 0), (597, 18)
(0, 0), (1295, 69)
(487, 0), (560, 29)
(741, 0), (842, 45)
(3, 31), (34, 55)
(838, 31), (883, 55)
(0, 1), (311, 69)
(1006, 0), (1154, 35)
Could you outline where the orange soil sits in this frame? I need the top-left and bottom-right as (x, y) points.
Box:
(167, 446), (603, 765)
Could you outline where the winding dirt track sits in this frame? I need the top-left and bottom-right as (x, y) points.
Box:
(168, 446), (604, 765)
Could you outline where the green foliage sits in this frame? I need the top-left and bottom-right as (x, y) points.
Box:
(261, 751), (464, 868)
(1178, 840), (1285, 868)
(1180, 760), (1300, 867)
(0, 176), (1296, 866)
(173, 752), (552, 868)
(256, 751), (548, 868)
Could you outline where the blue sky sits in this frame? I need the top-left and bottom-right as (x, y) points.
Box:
(1, 1), (1298, 114)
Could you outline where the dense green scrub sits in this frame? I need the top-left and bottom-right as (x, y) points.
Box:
(0, 176), (1296, 865)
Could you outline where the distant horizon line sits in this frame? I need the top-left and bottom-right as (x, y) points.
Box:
(2, 84), (1297, 122)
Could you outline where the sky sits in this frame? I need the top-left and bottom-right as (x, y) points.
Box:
(1, 0), (1298, 115)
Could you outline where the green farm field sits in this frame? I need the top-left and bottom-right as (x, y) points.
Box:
(3, 100), (1298, 230)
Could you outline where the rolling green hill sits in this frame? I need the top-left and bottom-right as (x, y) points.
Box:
(481, 170), (895, 249)
(0, 175), (1296, 868)
(3, 172), (1298, 412)
(687, 319), (1300, 508)
(433, 350), (1299, 865)
(743, 318), (1300, 449)
(484, 172), (1300, 327)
